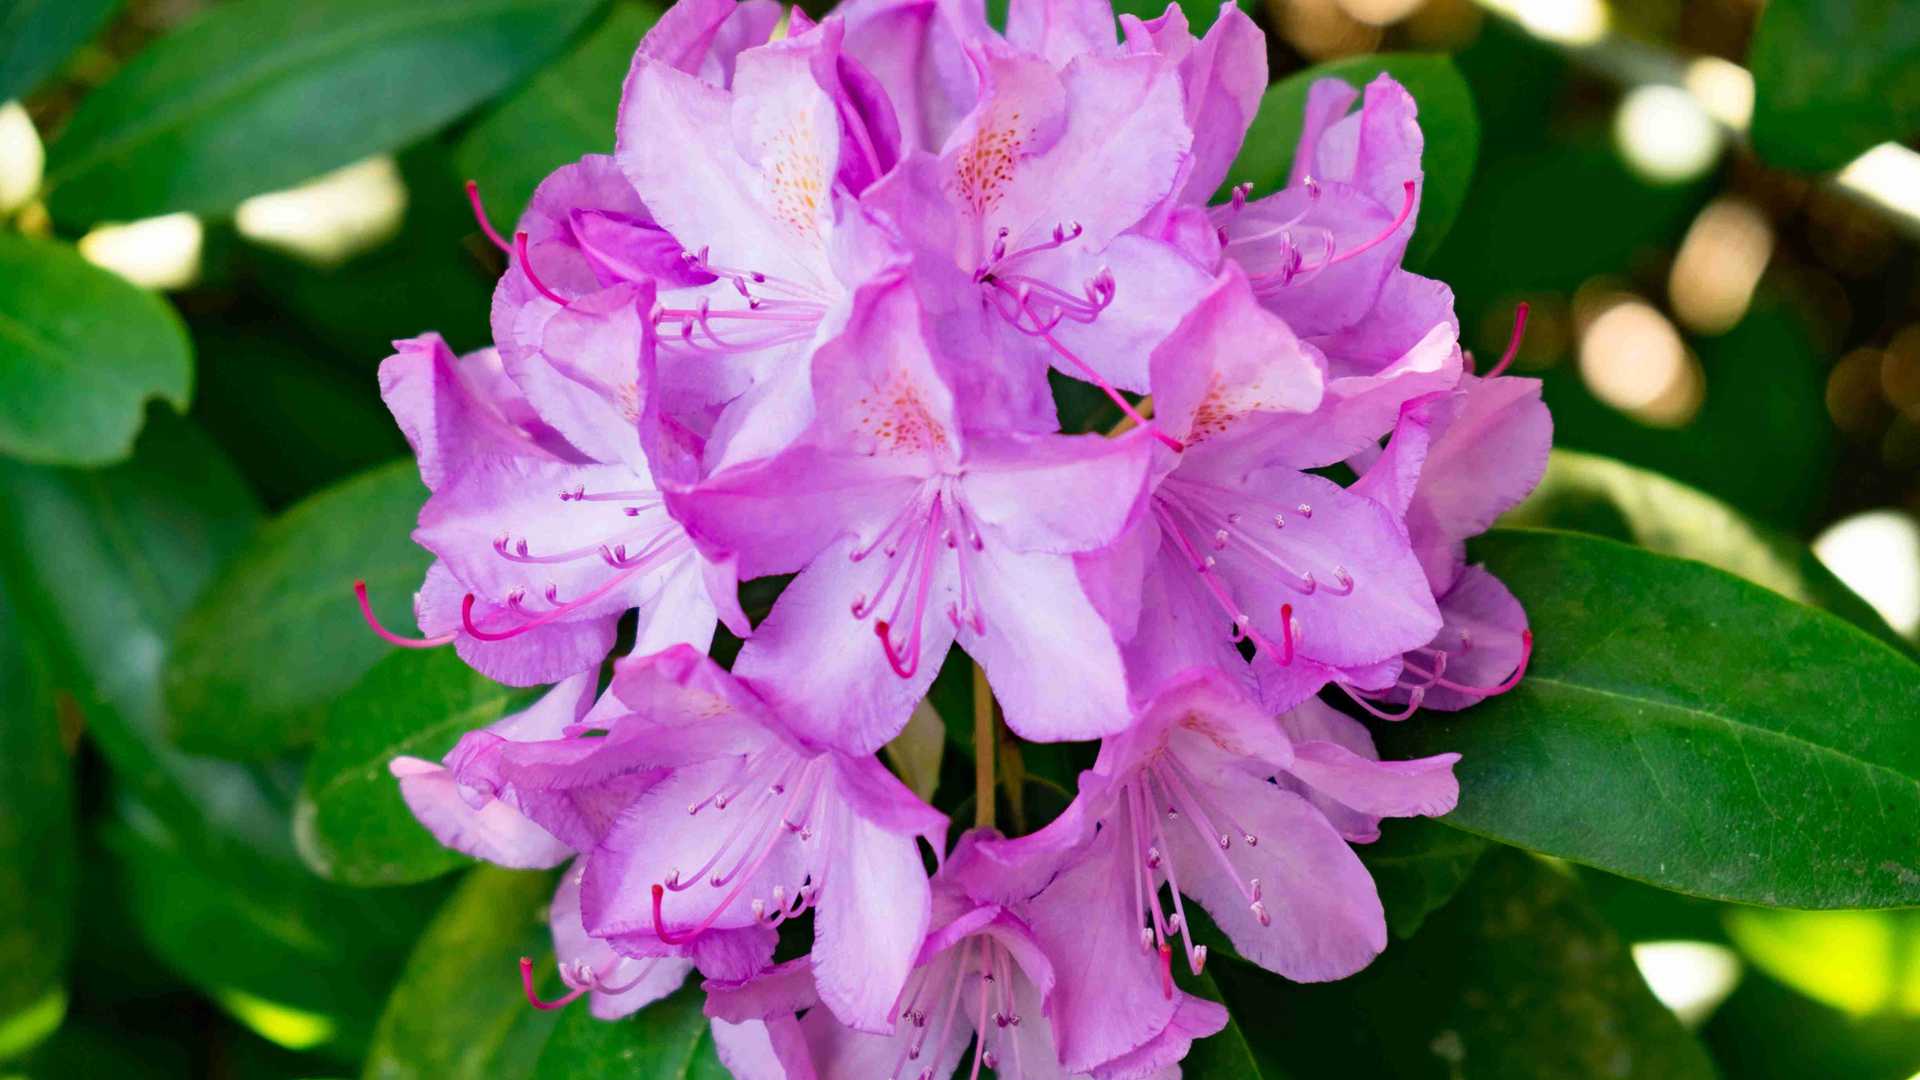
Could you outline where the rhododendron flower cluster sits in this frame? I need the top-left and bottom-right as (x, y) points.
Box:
(364, 0), (1550, 1073)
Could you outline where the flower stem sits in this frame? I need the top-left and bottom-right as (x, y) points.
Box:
(972, 662), (995, 829)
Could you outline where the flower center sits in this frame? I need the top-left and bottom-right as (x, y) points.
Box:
(1152, 475), (1363, 667)
(888, 936), (1027, 1080)
(848, 477), (986, 679)
(1117, 755), (1270, 996)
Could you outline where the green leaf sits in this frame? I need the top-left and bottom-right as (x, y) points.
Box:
(533, 982), (724, 1080)
(1702, 963), (1920, 1080)
(1724, 908), (1920, 1019)
(297, 648), (541, 886)
(165, 461), (431, 759)
(0, 581), (75, 1052)
(0, 235), (192, 467)
(1178, 969), (1288, 1079)
(1358, 817), (1489, 940)
(0, 416), (440, 1059)
(189, 317), (411, 508)
(0, 0), (121, 102)
(1505, 448), (1910, 653)
(1748, 0), (1920, 172)
(365, 867), (562, 1080)
(43, 0), (608, 225)
(1221, 53), (1477, 267)
(0, 412), (261, 841)
(1375, 528), (1920, 908)
(105, 799), (450, 1060)
(1213, 849), (1714, 1079)
(454, 3), (664, 237)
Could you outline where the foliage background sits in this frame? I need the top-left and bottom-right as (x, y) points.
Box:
(3, 0), (1920, 1076)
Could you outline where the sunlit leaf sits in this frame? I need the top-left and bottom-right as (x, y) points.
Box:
(44, 0), (606, 224)
(365, 866), (562, 1080)
(1504, 448), (1909, 652)
(297, 648), (540, 886)
(1377, 529), (1920, 908)
(1725, 908), (1920, 1018)
(165, 461), (429, 759)
(0, 235), (192, 467)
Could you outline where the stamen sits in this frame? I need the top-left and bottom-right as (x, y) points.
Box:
(1324, 180), (1417, 267)
(459, 565), (645, 642)
(1405, 630), (1533, 696)
(464, 180), (512, 254)
(1482, 302), (1531, 378)
(514, 231), (568, 306)
(518, 957), (587, 1011)
(1341, 679), (1426, 721)
(353, 580), (454, 648)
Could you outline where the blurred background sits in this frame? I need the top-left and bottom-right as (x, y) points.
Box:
(3, 0), (1918, 1076)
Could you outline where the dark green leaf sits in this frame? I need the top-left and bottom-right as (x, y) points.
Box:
(0, 412), (261, 840)
(1214, 850), (1714, 1079)
(0, 580), (75, 1054)
(0, 416), (440, 1058)
(365, 867), (562, 1080)
(44, 0), (607, 224)
(1748, 0), (1920, 172)
(0, 235), (192, 467)
(189, 317), (410, 508)
(1702, 963), (1920, 1080)
(533, 982), (725, 1080)
(104, 799), (449, 1060)
(1505, 448), (1910, 653)
(0, 0), (121, 102)
(165, 461), (430, 759)
(1358, 817), (1489, 940)
(298, 648), (541, 886)
(1221, 53), (1477, 267)
(455, 3), (664, 237)
(1376, 529), (1920, 908)
(1178, 969), (1287, 1079)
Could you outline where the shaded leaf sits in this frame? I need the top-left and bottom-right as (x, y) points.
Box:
(1376, 529), (1920, 908)
(1702, 963), (1920, 1080)
(0, 234), (192, 467)
(1214, 849), (1714, 1079)
(44, 0), (606, 224)
(532, 982), (723, 1080)
(1359, 818), (1489, 940)
(1505, 448), (1909, 653)
(0, 0), (121, 102)
(165, 461), (430, 759)
(1178, 968), (1287, 1079)
(0, 581), (75, 1051)
(1748, 0), (1920, 172)
(297, 648), (541, 886)
(1221, 53), (1477, 266)
(882, 698), (946, 804)
(455, 3), (663, 237)
(364, 866), (562, 1080)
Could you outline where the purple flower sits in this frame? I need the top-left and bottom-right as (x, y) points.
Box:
(368, 315), (748, 687)
(1350, 348), (1552, 710)
(675, 273), (1153, 754)
(702, 829), (1224, 1080)
(485, 647), (949, 1032)
(1079, 265), (1442, 708)
(858, 22), (1212, 442)
(969, 668), (1455, 1073)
